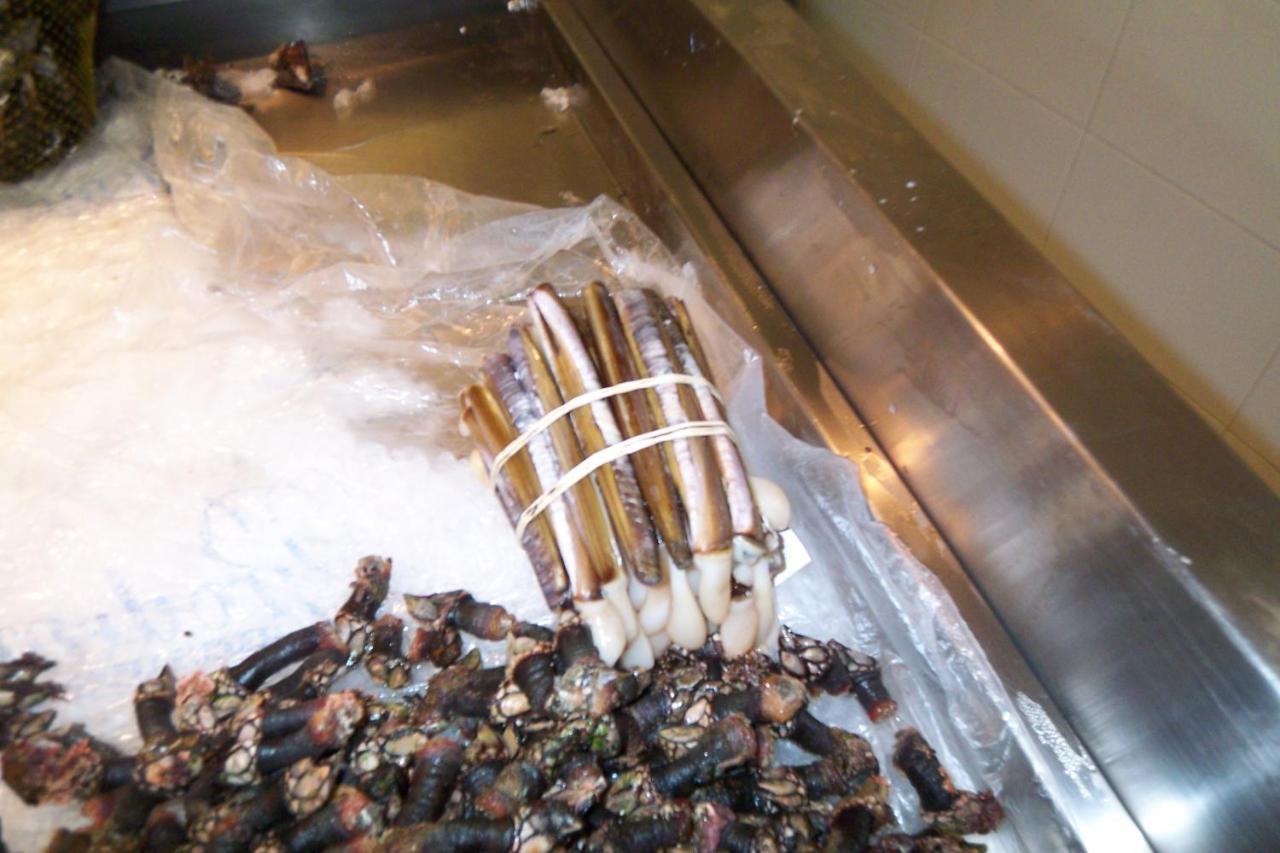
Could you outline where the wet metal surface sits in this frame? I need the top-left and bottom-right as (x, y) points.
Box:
(245, 16), (622, 208)
(565, 0), (1280, 849)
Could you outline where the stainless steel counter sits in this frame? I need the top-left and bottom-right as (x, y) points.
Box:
(97, 1), (1279, 849)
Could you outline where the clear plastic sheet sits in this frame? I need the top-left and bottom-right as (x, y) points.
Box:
(0, 60), (1099, 850)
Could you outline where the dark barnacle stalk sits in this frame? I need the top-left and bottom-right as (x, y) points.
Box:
(776, 707), (840, 757)
(710, 673), (808, 726)
(648, 713), (757, 798)
(379, 817), (513, 853)
(721, 766), (808, 817)
(175, 622), (336, 732)
(893, 729), (1003, 836)
(364, 615), (410, 689)
(223, 692), (363, 787)
(134, 667), (178, 744)
(232, 623), (339, 693)
(90, 782), (164, 839)
(190, 785), (286, 847)
(828, 640), (898, 723)
(395, 733), (465, 827)
(543, 753), (606, 816)
(593, 801), (693, 852)
(1, 726), (113, 805)
(526, 716), (621, 781)
(793, 730), (880, 801)
(406, 625), (461, 669)
(779, 628), (898, 724)
(140, 794), (186, 845)
(0, 708), (56, 748)
(552, 616), (599, 674)
(508, 635), (555, 716)
(549, 659), (644, 720)
(192, 756), (337, 848)
(422, 651), (506, 720)
(279, 784), (382, 853)
(335, 556), (393, 663)
(0, 680), (64, 715)
(473, 760), (544, 819)
(257, 692), (364, 777)
(0, 652), (55, 685)
(404, 590), (517, 643)
(262, 637), (348, 704)
(131, 666), (214, 797)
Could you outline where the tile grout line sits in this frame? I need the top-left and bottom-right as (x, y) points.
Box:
(1089, 132), (1280, 260)
(1041, 0), (1136, 250)
(907, 28), (924, 86)
(1223, 338), (1280, 436)
(912, 31), (1079, 126)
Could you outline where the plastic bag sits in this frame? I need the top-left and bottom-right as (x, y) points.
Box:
(0, 60), (1102, 850)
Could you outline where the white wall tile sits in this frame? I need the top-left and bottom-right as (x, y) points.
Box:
(1045, 137), (1280, 422)
(797, 0), (921, 110)
(1231, 351), (1280, 467)
(907, 39), (1083, 243)
(925, 0), (1130, 124)
(1091, 0), (1280, 248)
(798, 0), (921, 112)
(869, 0), (932, 27)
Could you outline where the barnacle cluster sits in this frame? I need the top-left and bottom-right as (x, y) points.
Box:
(1, 559), (1001, 851)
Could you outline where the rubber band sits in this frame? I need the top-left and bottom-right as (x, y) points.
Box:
(513, 419), (738, 540)
(487, 373), (722, 487)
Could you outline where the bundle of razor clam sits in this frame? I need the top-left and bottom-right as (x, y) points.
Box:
(460, 284), (794, 669)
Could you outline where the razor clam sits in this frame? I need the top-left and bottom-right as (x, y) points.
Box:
(664, 297), (763, 552)
(615, 289), (735, 626)
(667, 297), (781, 650)
(511, 325), (641, 650)
(529, 284), (660, 588)
(459, 382), (571, 612)
(583, 282), (693, 571)
(484, 352), (627, 666)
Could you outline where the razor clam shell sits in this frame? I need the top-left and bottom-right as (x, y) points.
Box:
(663, 296), (761, 541)
(529, 285), (661, 586)
(584, 282), (692, 571)
(614, 288), (732, 558)
(484, 352), (601, 600)
(459, 383), (571, 611)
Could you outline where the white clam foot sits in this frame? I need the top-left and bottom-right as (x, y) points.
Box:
(468, 448), (487, 482)
(752, 561), (780, 650)
(619, 631), (655, 670)
(638, 582), (671, 635)
(695, 550), (732, 625)
(648, 630), (671, 656)
(667, 567), (708, 650)
(750, 476), (792, 531)
(720, 595), (759, 658)
(628, 570), (648, 609)
(578, 598), (626, 666)
(602, 575), (639, 641)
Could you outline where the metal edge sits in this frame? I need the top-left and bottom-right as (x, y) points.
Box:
(561, 1), (1280, 849)
(537, 2), (1145, 848)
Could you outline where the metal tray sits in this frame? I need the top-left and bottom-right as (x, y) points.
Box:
(99, 1), (1280, 849)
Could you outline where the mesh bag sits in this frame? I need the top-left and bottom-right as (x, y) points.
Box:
(1, 0), (97, 183)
